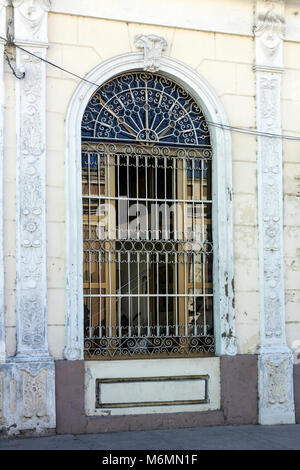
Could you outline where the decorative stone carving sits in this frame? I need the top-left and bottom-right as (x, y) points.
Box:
(22, 297), (44, 344)
(266, 359), (289, 405)
(21, 368), (47, 419)
(259, 76), (280, 129)
(257, 72), (283, 340)
(254, 0), (285, 68)
(0, 362), (55, 434)
(0, 3), (56, 435)
(259, 353), (295, 424)
(16, 49), (48, 356)
(255, 1), (295, 425)
(13, 0), (51, 43)
(134, 34), (167, 72)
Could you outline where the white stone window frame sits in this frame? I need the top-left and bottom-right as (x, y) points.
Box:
(64, 52), (236, 361)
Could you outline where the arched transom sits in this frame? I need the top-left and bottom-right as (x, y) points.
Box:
(82, 72), (210, 147)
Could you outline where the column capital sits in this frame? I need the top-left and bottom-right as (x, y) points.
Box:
(254, 0), (285, 69)
(13, 0), (51, 45)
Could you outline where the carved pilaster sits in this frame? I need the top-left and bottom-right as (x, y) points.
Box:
(0, 0), (57, 434)
(13, 0), (51, 360)
(134, 34), (167, 72)
(255, 0), (295, 424)
(257, 73), (285, 342)
(15, 45), (50, 360)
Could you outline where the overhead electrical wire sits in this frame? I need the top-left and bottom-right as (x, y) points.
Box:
(206, 121), (300, 142)
(1, 35), (300, 142)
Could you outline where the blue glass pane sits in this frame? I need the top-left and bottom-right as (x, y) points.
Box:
(186, 159), (207, 178)
(82, 153), (98, 169)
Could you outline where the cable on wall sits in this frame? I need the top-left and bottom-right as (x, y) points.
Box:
(4, 50), (25, 79)
(1, 35), (300, 142)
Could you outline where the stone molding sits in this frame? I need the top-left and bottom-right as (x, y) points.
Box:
(65, 52), (236, 360)
(134, 34), (167, 72)
(34, 0), (300, 43)
(13, 0), (51, 44)
(254, 0), (295, 424)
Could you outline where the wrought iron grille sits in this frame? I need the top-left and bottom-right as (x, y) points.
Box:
(82, 72), (214, 359)
(82, 72), (210, 147)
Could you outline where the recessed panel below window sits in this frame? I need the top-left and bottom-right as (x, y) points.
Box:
(96, 375), (208, 408)
(85, 357), (221, 416)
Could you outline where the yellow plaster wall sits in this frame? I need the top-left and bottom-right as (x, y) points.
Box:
(9, 11), (300, 359)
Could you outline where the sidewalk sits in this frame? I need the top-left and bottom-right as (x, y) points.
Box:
(0, 424), (300, 450)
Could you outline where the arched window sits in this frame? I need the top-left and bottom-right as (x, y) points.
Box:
(81, 71), (215, 359)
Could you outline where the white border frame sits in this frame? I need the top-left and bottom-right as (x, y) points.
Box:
(64, 52), (236, 360)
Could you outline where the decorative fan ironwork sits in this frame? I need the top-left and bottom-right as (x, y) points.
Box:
(82, 72), (210, 147)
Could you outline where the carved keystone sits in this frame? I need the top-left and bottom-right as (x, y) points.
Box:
(134, 34), (167, 72)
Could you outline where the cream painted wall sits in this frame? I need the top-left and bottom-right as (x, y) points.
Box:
(5, 9), (300, 360)
(50, 0), (300, 43)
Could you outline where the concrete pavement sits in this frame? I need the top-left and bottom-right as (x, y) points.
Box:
(0, 424), (300, 450)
